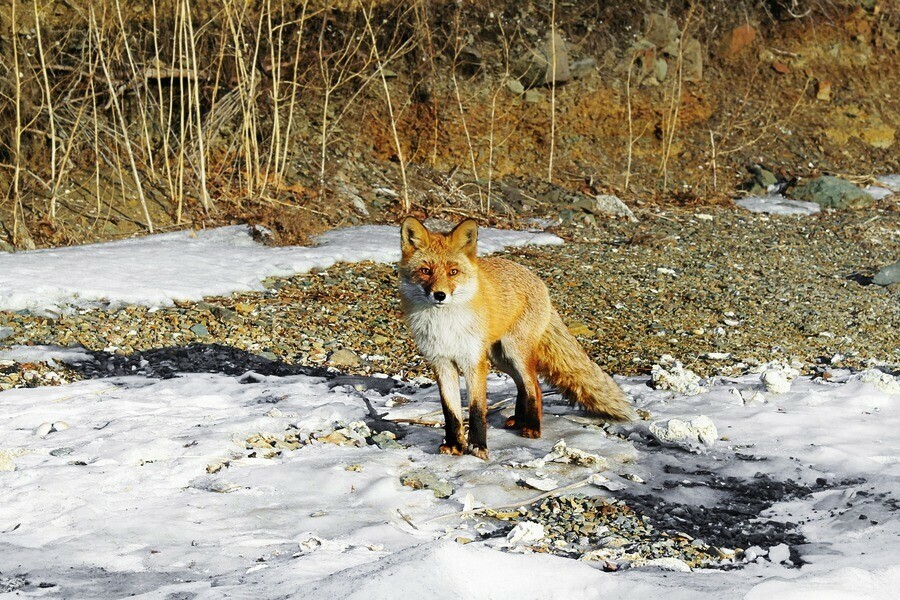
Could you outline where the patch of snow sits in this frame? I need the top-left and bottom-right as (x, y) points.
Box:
(735, 195), (821, 215)
(0, 224), (562, 314)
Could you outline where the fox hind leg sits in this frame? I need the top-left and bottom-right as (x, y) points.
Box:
(490, 341), (542, 438)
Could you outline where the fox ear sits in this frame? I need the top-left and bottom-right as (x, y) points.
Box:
(400, 217), (429, 254)
(449, 219), (478, 258)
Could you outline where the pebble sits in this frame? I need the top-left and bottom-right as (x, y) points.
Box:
(0, 208), (897, 388)
(651, 358), (705, 395)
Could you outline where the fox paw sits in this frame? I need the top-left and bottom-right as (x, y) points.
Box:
(467, 445), (489, 460)
(521, 427), (541, 439)
(504, 416), (519, 429)
(439, 443), (465, 456)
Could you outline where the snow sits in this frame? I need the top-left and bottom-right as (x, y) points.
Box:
(0, 224), (562, 315)
(1, 224), (899, 598)
(735, 195), (821, 215)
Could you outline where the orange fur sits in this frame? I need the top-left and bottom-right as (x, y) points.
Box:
(399, 217), (632, 459)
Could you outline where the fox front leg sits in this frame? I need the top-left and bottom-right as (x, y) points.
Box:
(433, 359), (466, 455)
(463, 358), (490, 460)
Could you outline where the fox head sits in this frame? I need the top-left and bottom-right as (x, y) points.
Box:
(399, 217), (479, 307)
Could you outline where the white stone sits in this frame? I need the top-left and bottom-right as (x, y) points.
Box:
(643, 557), (692, 572)
(768, 543), (791, 564)
(857, 369), (900, 395)
(651, 360), (705, 395)
(761, 365), (800, 394)
(506, 521), (545, 545)
(523, 477), (558, 492)
(649, 415), (718, 449)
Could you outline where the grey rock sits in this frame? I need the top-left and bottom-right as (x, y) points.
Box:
(371, 430), (403, 449)
(645, 13), (680, 49)
(570, 57), (597, 79)
(50, 446), (74, 457)
(573, 194), (637, 221)
(525, 89), (542, 103)
(0, 327), (13, 340)
(873, 260), (900, 286)
(512, 32), (570, 89)
(505, 78), (525, 95)
(682, 37), (703, 82)
(400, 469), (453, 498)
(189, 324), (210, 337)
(749, 164), (779, 189)
(788, 176), (873, 209)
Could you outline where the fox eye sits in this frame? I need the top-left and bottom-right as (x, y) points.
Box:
(419, 267), (432, 276)
(449, 268), (459, 276)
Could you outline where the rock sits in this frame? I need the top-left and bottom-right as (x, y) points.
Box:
(643, 557), (692, 572)
(856, 369), (900, 394)
(872, 261), (900, 286)
(735, 196), (821, 216)
(566, 321), (594, 337)
(543, 439), (605, 467)
(788, 176), (874, 209)
(572, 194), (637, 221)
(524, 89), (542, 103)
(651, 357), (705, 395)
(725, 24), (756, 57)
(768, 543), (791, 564)
(190, 323), (210, 337)
(681, 37), (703, 82)
(861, 123), (895, 149)
(371, 430), (403, 449)
(771, 61), (790, 74)
(748, 164), (779, 190)
(512, 32), (570, 89)
(523, 476), (559, 492)
(645, 13), (680, 49)
(400, 469), (453, 498)
(570, 57), (597, 79)
(328, 348), (362, 368)
(505, 78), (525, 95)
(761, 364), (800, 394)
(649, 416), (718, 450)
(816, 79), (832, 102)
(0, 326), (13, 340)
(506, 521), (545, 545)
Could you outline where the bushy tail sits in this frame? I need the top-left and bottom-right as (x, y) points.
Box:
(536, 311), (633, 421)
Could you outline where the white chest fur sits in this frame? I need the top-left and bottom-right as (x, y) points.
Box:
(405, 303), (485, 368)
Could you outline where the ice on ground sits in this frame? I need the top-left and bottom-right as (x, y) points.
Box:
(1, 356), (898, 598)
(735, 195), (821, 215)
(876, 174), (900, 191)
(0, 224), (562, 314)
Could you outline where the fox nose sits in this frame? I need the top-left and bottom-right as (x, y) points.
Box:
(433, 291), (447, 302)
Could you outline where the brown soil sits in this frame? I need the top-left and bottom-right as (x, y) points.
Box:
(0, 1), (897, 249)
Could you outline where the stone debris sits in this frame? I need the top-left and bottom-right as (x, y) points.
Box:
(856, 369), (900, 395)
(543, 439), (605, 468)
(651, 356), (705, 396)
(649, 416), (718, 450)
(506, 521), (546, 545)
(400, 469), (454, 499)
(761, 364), (800, 394)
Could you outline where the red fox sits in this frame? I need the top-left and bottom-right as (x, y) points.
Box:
(399, 217), (632, 459)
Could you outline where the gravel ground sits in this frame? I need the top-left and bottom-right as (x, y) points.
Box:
(1, 204), (897, 569)
(1, 205), (897, 391)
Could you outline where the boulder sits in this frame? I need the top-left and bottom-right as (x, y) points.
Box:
(788, 176), (874, 209)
